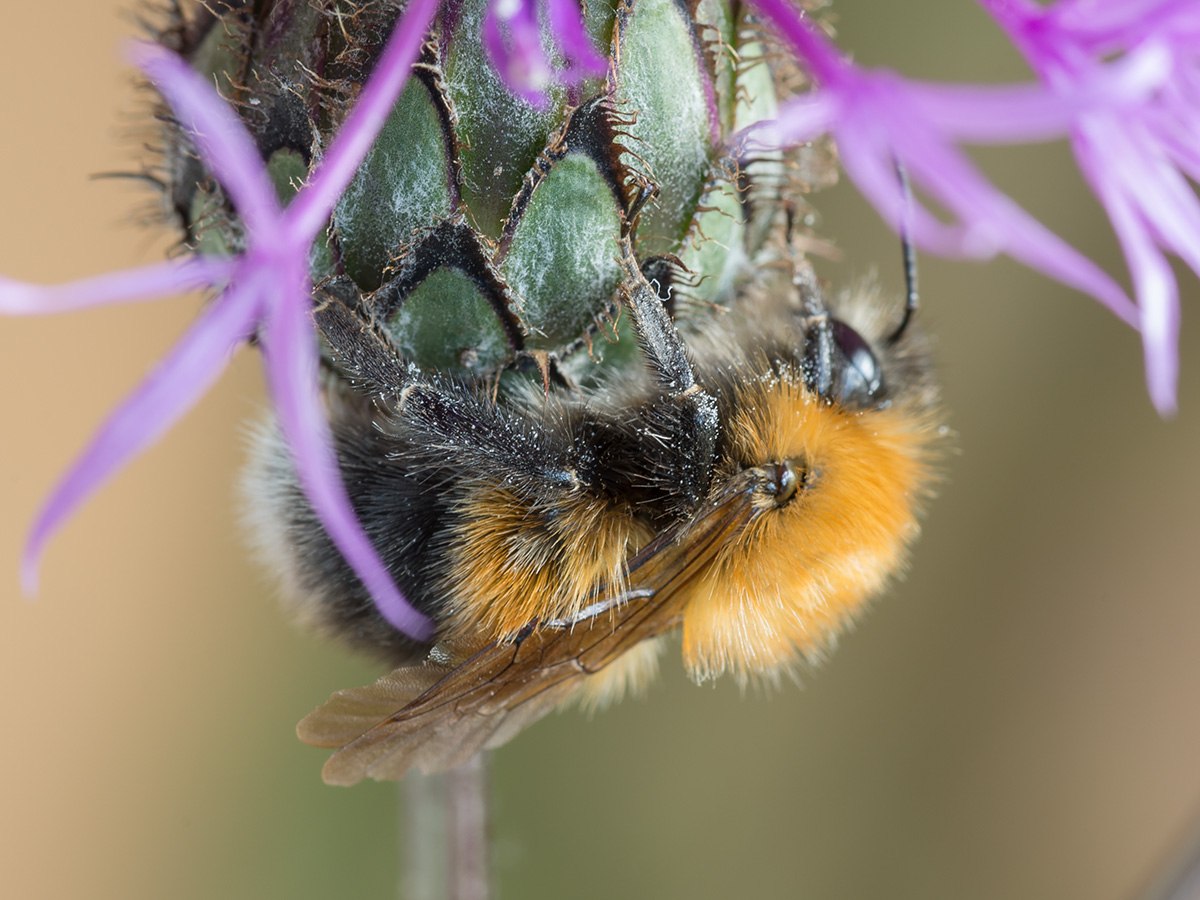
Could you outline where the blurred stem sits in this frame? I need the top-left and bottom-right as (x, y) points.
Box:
(401, 755), (490, 900)
(448, 754), (490, 900)
(402, 768), (446, 900)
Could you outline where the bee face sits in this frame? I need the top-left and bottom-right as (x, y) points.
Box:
(255, 246), (943, 783)
(682, 373), (936, 680)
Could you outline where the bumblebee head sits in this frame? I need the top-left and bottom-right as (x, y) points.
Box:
(680, 290), (942, 682)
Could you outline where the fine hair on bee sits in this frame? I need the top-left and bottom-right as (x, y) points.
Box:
(243, 210), (942, 780)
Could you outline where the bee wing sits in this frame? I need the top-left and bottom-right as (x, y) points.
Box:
(297, 472), (762, 784)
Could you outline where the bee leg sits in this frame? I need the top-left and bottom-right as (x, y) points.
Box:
(313, 284), (417, 400)
(315, 282), (582, 498)
(618, 243), (720, 514)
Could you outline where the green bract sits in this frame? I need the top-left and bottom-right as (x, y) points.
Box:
(167, 0), (813, 381)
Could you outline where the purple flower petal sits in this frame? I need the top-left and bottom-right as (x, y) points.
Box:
(981, 0), (1200, 411)
(0, 258), (232, 315)
(22, 275), (264, 593)
(1068, 118), (1193, 413)
(748, 94), (835, 146)
(286, 0), (441, 243)
(1050, 0), (1199, 48)
(834, 135), (977, 258)
(903, 80), (1087, 143)
(259, 260), (436, 641)
(545, 0), (607, 76)
(743, 1), (1139, 326)
(511, 0), (555, 88)
(132, 44), (280, 240)
(481, 3), (515, 93)
(482, 0), (555, 109)
(906, 40), (1168, 142)
(1087, 158), (1179, 413)
(896, 122), (1137, 324)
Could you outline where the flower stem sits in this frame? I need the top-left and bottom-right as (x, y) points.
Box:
(400, 755), (491, 900)
(447, 754), (490, 900)
(401, 769), (447, 900)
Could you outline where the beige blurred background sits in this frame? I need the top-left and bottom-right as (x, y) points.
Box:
(3, 3), (1199, 899)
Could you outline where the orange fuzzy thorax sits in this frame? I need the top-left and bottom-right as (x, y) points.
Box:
(680, 377), (938, 680)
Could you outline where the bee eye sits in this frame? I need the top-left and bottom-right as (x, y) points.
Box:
(801, 318), (885, 406)
(832, 320), (883, 403)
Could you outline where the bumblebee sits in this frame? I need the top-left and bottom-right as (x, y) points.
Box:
(245, 226), (941, 784)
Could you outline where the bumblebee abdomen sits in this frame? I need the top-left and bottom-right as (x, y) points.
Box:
(242, 417), (457, 663)
(441, 485), (653, 644)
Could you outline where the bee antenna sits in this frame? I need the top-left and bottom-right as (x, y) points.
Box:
(888, 160), (919, 346)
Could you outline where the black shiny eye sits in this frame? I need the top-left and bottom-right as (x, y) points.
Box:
(831, 320), (883, 403)
(801, 318), (886, 407)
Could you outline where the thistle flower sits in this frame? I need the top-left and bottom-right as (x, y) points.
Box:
(2, 0), (1198, 642)
(980, 0), (1200, 412)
